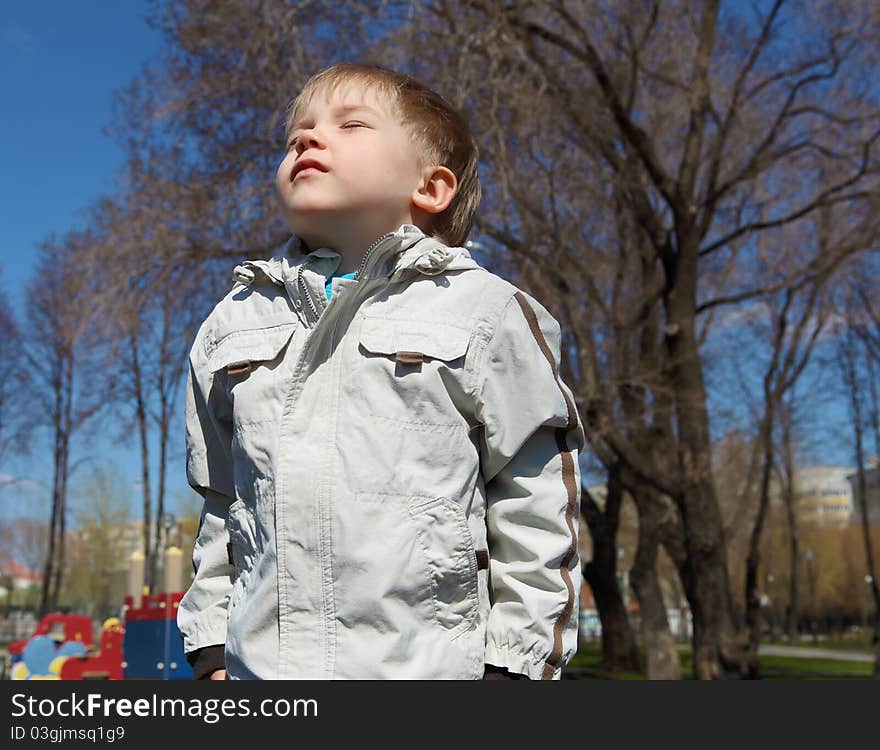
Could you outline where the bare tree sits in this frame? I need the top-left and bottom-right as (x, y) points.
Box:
(775, 394), (803, 642)
(86, 150), (217, 592)
(64, 465), (132, 618)
(742, 275), (829, 675)
(837, 317), (880, 677)
(580, 466), (642, 673)
(34, 0), (878, 677)
(108, 0), (402, 266)
(23, 237), (104, 614)
(0, 278), (30, 472)
(0, 517), (49, 581)
(0, 517), (48, 613)
(416, 0), (880, 677)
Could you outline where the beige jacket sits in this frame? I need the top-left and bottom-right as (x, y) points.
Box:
(178, 224), (585, 679)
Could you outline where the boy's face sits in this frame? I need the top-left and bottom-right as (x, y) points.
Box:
(276, 82), (425, 252)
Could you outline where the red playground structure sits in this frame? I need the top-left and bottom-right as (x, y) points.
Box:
(4, 547), (192, 680)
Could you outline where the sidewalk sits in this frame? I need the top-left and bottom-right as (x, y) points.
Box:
(758, 644), (874, 663)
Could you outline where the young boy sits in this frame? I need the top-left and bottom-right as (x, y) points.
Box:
(179, 63), (585, 680)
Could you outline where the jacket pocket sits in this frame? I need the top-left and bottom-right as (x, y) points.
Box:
(206, 322), (296, 376)
(207, 323), (296, 432)
(345, 492), (479, 640)
(358, 317), (471, 363)
(409, 495), (479, 639)
(355, 317), (471, 428)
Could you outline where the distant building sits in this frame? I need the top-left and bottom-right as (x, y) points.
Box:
(66, 520), (144, 572)
(0, 561), (41, 603)
(792, 465), (855, 527)
(1, 561), (42, 590)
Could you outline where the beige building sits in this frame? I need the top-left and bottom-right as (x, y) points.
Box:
(582, 466), (868, 532)
(792, 465), (856, 526)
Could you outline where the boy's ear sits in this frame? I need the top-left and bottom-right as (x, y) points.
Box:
(412, 166), (457, 215)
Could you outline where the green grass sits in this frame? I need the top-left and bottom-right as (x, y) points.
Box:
(562, 641), (874, 680)
(563, 642), (645, 680)
(758, 654), (872, 679)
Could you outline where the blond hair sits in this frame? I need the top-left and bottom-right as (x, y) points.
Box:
(285, 63), (481, 247)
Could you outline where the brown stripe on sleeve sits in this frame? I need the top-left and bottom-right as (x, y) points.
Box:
(512, 292), (579, 680)
(475, 549), (490, 570)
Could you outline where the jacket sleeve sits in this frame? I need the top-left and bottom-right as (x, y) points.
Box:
(177, 322), (236, 662)
(475, 290), (585, 680)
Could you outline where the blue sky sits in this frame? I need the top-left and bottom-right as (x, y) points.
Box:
(0, 2), (199, 522)
(1, 2), (162, 309)
(0, 2), (863, 528)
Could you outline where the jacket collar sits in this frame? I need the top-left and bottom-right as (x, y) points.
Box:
(340, 224), (482, 280)
(232, 224), (479, 288)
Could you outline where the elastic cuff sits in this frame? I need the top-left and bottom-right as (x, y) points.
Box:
(187, 645), (226, 680)
(484, 643), (560, 681)
(482, 664), (529, 680)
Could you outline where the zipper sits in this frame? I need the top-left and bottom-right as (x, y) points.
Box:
(297, 230), (413, 326)
(296, 259), (320, 326)
(276, 232), (401, 673)
(296, 232), (392, 327)
(354, 231), (395, 281)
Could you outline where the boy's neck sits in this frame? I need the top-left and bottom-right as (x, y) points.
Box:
(300, 223), (416, 275)
(332, 251), (365, 276)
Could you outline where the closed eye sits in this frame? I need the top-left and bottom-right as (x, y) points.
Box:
(341, 121), (368, 129)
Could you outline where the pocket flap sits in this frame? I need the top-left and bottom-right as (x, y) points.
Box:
(206, 323), (296, 373)
(358, 317), (471, 362)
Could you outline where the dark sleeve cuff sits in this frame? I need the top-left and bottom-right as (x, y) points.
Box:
(482, 664), (530, 680)
(186, 645), (226, 680)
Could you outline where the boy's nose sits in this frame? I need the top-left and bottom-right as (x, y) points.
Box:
(296, 129), (324, 154)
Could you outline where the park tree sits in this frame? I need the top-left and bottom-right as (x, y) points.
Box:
(742, 271), (830, 675)
(87, 148), (216, 592)
(0, 278), (30, 472)
(64, 466), (132, 619)
(0, 517), (48, 612)
(835, 292), (880, 677)
(110, 0), (392, 265)
(414, 0), (880, 677)
(23, 236), (105, 615)
(28, 0), (879, 677)
(4, 518), (49, 586)
(776, 394), (804, 641)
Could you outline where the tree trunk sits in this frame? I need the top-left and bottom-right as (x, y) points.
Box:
(842, 334), (880, 678)
(153, 400), (169, 588)
(153, 303), (172, 587)
(130, 334), (154, 592)
(777, 402), (800, 642)
(40, 416), (62, 616)
(629, 484), (682, 679)
(40, 352), (71, 616)
(784, 488), (801, 643)
(866, 356), (880, 679)
(51, 425), (69, 608)
(743, 410), (775, 678)
(582, 557), (641, 673)
(154, 423), (167, 572)
(581, 464), (642, 674)
(665, 246), (747, 678)
(51, 353), (74, 608)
